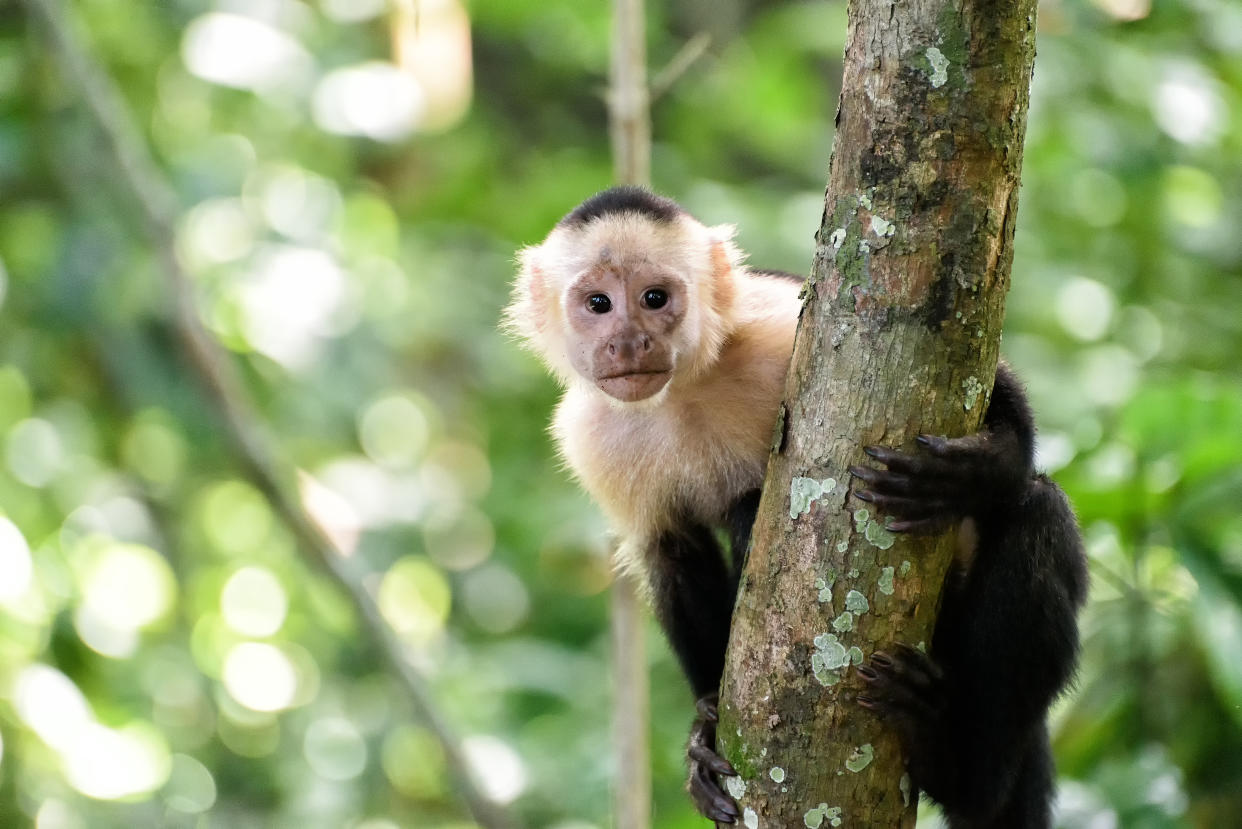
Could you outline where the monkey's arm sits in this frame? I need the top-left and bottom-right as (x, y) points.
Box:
(850, 368), (1088, 824)
(644, 514), (754, 825)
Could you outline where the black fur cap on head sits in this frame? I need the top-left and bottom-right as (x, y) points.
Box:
(558, 186), (684, 229)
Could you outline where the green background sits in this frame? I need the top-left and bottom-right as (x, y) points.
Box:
(0, 0), (1240, 826)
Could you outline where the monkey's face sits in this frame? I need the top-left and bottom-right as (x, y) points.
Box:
(564, 260), (690, 402)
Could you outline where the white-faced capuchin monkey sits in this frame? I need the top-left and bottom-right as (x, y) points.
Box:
(507, 186), (1087, 829)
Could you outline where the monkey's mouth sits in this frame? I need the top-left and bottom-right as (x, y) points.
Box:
(595, 369), (672, 402)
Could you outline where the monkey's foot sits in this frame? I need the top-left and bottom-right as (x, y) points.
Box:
(856, 645), (947, 752)
(849, 432), (1026, 533)
(686, 694), (740, 825)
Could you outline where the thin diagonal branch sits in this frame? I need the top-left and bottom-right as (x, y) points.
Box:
(21, 2), (511, 827)
(649, 32), (712, 102)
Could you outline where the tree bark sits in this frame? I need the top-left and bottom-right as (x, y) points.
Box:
(716, 0), (1038, 825)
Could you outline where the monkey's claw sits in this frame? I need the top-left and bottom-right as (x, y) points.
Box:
(857, 645), (947, 740)
(687, 694), (739, 825)
(850, 430), (1026, 531)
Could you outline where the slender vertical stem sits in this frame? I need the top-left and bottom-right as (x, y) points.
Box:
(608, 1), (652, 827)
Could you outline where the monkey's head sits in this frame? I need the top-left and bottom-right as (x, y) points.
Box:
(507, 187), (742, 403)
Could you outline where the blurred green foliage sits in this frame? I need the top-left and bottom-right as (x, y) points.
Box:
(0, 0), (1240, 827)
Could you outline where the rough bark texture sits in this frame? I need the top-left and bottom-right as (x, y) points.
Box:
(716, 0), (1038, 826)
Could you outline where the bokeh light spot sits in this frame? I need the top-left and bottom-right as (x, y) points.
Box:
(221, 566), (288, 637)
(0, 515), (33, 604)
(181, 13), (312, 94)
(303, 717), (367, 781)
(163, 753), (217, 814)
(424, 505), (495, 572)
(201, 480), (274, 556)
(120, 410), (188, 487)
(312, 63), (426, 141)
(462, 564), (530, 634)
(1163, 166), (1223, 229)
(222, 643), (298, 712)
(1056, 277), (1115, 342)
(463, 735), (528, 804)
(1152, 64), (1226, 146)
(6, 417), (65, 487)
(14, 664), (93, 750)
(63, 722), (170, 800)
(381, 726), (444, 798)
(179, 198), (255, 267)
(80, 542), (176, 633)
(358, 393), (431, 468)
(377, 557), (451, 644)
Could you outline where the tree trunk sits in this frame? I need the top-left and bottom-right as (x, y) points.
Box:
(716, 0), (1038, 825)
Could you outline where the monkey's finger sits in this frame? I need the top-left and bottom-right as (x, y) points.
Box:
(689, 765), (739, 821)
(689, 743), (737, 777)
(849, 465), (941, 497)
(874, 648), (943, 692)
(893, 643), (946, 683)
(917, 433), (988, 458)
(854, 491), (951, 520)
(884, 517), (949, 535)
(857, 666), (940, 721)
(863, 445), (923, 472)
(696, 694), (720, 721)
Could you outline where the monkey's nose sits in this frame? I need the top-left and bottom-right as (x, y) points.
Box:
(608, 333), (651, 358)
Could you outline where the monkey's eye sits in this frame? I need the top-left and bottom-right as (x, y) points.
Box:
(587, 294), (612, 314)
(642, 288), (668, 309)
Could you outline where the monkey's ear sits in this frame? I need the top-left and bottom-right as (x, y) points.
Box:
(506, 244), (554, 342)
(706, 225), (741, 317)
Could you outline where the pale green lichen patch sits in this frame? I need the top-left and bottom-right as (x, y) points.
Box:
(878, 566), (895, 595)
(836, 540), (848, 553)
(870, 215), (895, 238)
(962, 375), (984, 411)
(845, 743), (874, 773)
(925, 46), (949, 88)
(769, 766), (785, 783)
(847, 646), (864, 666)
(744, 807), (759, 829)
(900, 773), (912, 807)
(814, 572), (835, 604)
(899, 560), (912, 576)
(854, 507), (895, 549)
(790, 477), (837, 519)
(804, 804), (827, 829)
(725, 775), (747, 800)
(864, 519), (896, 549)
(858, 193), (873, 210)
(828, 228), (846, 251)
(832, 611), (854, 633)
(845, 590), (870, 615)
(827, 807), (843, 827)
(811, 633), (850, 686)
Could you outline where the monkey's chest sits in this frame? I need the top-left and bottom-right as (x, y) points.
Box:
(562, 400), (770, 535)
